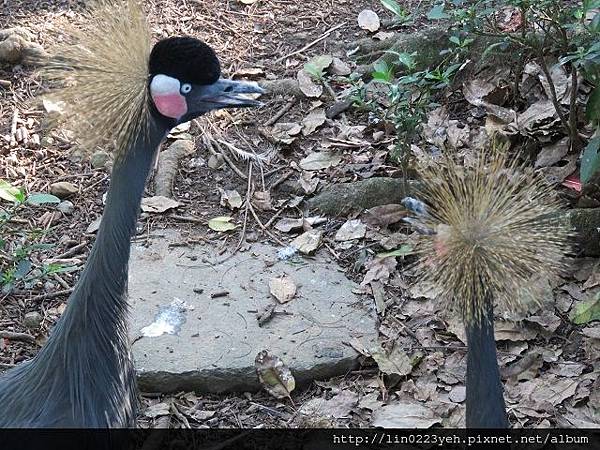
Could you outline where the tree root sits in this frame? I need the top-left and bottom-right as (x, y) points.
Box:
(154, 139), (195, 197)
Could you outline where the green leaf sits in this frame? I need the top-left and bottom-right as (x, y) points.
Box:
(377, 244), (414, 258)
(0, 180), (22, 203)
(26, 193), (61, 206)
(580, 135), (600, 184)
(569, 293), (600, 324)
(380, 0), (405, 18)
(427, 4), (450, 20)
(586, 87), (600, 124)
(303, 55), (333, 80)
(208, 216), (237, 232)
(14, 259), (32, 280)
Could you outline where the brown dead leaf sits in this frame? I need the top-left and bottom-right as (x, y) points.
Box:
(335, 219), (366, 241)
(255, 350), (295, 399)
(372, 401), (441, 428)
(268, 122), (302, 145)
(299, 390), (358, 419)
(371, 346), (413, 376)
(299, 151), (342, 171)
(361, 256), (397, 286)
(357, 9), (380, 32)
(302, 108), (326, 136)
(297, 69), (323, 98)
(291, 230), (322, 254)
(219, 188), (243, 210)
(252, 190), (273, 211)
(364, 204), (407, 227)
(269, 275), (297, 303)
(141, 196), (181, 213)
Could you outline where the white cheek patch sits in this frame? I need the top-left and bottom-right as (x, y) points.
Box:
(150, 74), (188, 119)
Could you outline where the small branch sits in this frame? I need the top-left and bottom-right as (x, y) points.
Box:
(0, 331), (35, 343)
(275, 23), (346, 63)
(537, 55), (570, 134)
(265, 99), (296, 126)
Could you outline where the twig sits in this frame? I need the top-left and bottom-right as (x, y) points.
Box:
(248, 202), (285, 246)
(54, 241), (87, 259)
(169, 214), (204, 224)
(0, 331), (35, 343)
(275, 22), (346, 63)
(265, 99), (296, 126)
(29, 288), (73, 302)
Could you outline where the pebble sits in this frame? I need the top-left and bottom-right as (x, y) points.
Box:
(90, 151), (110, 169)
(57, 200), (74, 215)
(23, 311), (43, 329)
(50, 181), (78, 198)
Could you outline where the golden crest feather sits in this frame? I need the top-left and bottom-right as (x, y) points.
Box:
(415, 151), (572, 324)
(42, 0), (151, 156)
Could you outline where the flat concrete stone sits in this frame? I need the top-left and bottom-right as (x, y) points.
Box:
(128, 229), (377, 393)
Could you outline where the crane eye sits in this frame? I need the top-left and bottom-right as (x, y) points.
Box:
(180, 83), (192, 94)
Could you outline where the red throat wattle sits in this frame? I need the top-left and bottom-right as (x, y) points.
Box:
(151, 92), (187, 119)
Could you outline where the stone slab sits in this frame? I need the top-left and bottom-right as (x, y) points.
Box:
(128, 229), (377, 393)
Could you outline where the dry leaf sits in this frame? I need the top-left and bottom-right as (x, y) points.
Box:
(372, 402), (440, 428)
(291, 230), (322, 254)
(219, 188), (243, 209)
(255, 350), (296, 399)
(299, 151), (342, 170)
(361, 256), (397, 286)
(144, 402), (170, 418)
(269, 122), (302, 144)
(358, 9), (380, 32)
(299, 391), (358, 419)
(299, 171), (319, 194)
(371, 346), (413, 376)
(141, 196), (181, 213)
(364, 204), (407, 227)
(252, 190), (273, 211)
(335, 219), (366, 241)
(297, 69), (323, 98)
(275, 218), (304, 233)
(208, 216), (237, 232)
(269, 275), (297, 303)
(302, 108), (327, 136)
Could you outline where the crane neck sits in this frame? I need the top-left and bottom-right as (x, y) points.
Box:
(465, 296), (509, 428)
(61, 116), (170, 330)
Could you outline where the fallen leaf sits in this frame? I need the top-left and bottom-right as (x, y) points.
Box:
(269, 122), (302, 145)
(570, 293), (600, 325)
(377, 244), (414, 258)
(303, 55), (333, 79)
(297, 69), (323, 98)
(299, 151), (342, 171)
(535, 137), (569, 168)
(448, 385), (467, 403)
(361, 256), (397, 286)
(252, 190), (273, 211)
(219, 189), (243, 210)
(364, 204), (407, 227)
(358, 9), (380, 32)
(299, 391), (358, 419)
(302, 108), (326, 136)
(208, 216), (237, 232)
(144, 402), (170, 418)
(299, 171), (319, 194)
(255, 350), (295, 399)
(275, 218), (304, 233)
(372, 401), (440, 428)
(330, 57), (351, 76)
(269, 275), (297, 303)
(371, 346), (413, 376)
(141, 196), (181, 213)
(86, 217), (101, 234)
(290, 230), (322, 254)
(335, 219), (366, 241)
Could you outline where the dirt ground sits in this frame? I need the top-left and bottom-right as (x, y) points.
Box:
(1, 0), (599, 429)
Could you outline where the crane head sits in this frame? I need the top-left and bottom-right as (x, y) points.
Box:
(148, 37), (263, 124)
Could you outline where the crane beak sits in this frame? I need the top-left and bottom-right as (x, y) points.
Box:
(189, 79), (264, 113)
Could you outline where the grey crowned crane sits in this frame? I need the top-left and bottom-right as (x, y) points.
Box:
(405, 152), (570, 427)
(0, 0), (262, 427)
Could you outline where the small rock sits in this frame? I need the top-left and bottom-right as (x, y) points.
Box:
(449, 385), (466, 403)
(50, 181), (78, 198)
(358, 9), (380, 32)
(90, 151), (110, 169)
(330, 57), (351, 76)
(57, 200), (74, 215)
(208, 153), (224, 170)
(23, 311), (43, 329)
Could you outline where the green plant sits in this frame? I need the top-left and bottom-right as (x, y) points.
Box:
(379, 0), (412, 25)
(0, 180), (63, 293)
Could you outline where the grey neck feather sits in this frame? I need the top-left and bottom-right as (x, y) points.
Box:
(0, 116), (169, 427)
